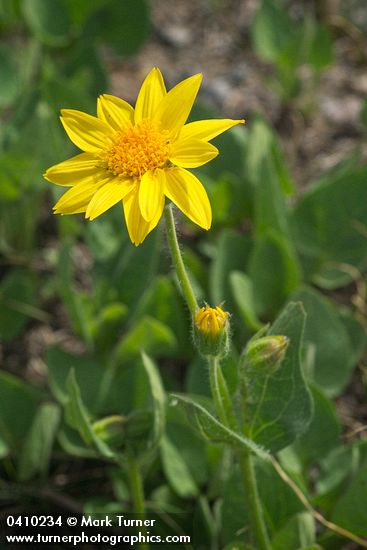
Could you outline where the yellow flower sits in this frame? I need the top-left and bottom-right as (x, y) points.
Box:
(194, 305), (230, 356)
(44, 68), (244, 245)
(195, 305), (229, 335)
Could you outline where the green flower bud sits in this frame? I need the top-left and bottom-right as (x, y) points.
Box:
(93, 415), (125, 447)
(193, 305), (230, 357)
(92, 411), (152, 449)
(244, 335), (289, 373)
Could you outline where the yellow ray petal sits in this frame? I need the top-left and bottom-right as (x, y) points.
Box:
(179, 118), (245, 142)
(155, 73), (202, 138)
(169, 139), (218, 168)
(123, 186), (163, 246)
(164, 167), (212, 230)
(44, 153), (100, 186)
(60, 109), (113, 152)
(134, 67), (166, 124)
(53, 179), (106, 215)
(97, 94), (134, 131)
(86, 177), (133, 220)
(139, 169), (165, 222)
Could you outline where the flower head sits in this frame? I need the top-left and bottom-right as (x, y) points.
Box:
(194, 305), (230, 356)
(195, 305), (229, 335)
(244, 335), (289, 373)
(44, 68), (244, 245)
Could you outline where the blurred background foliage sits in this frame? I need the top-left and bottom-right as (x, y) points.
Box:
(1, 0), (367, 548)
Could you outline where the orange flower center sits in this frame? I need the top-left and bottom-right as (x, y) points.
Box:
(105, 121), (170, 179)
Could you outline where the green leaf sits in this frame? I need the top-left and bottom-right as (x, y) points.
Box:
(210, 229), (252, 306)
(251, 0), (296, 63)
(185, 355), (212, 397)
(171, 393), (269, 461)
(248, 231), (300, 317)
(141, 353), (166, 452)
(0, 0), (21, 26)
(193, 496), (217, 549)
(246, 119), (292, 234)
(64, 42), (108, 98)
(223, 544), (253, 550)
(84, 498), (127, 516)
(0, 372), (39, 452)
(272, 512), (315, 550)
(132, 276), (190, 358)
(64, 370), (115, 459)
(64, 0), (107, 26)
(247, 302), (313, 453)
(293, 386), (341, 464)
(0, 268), (37, 342)
(45, 347), (104, 414)
(246, 117), (294, 199)
(186, 350), (239, 398)
(0, 437), (9, 459)
(108, 229), (160, 310)
(221, 467), (251, 546)
(85, 215), (122, 262)
(297, 546), (323, 550)
(245, 119), (300, 316)
(271, 138), (295, 196)
(221, 459), (304, 545)
(205, 175), (233, 225)
(18, 403), (60, 481)
(167, 408), (209, 486)
(57, 245), (93, 348)
(315, 443), (364, 502)
(58, 424), (100, 459)
(108, 364), (151, 416)
(195, 104), (248, 185)
(290, 168), (367, 288)
(338, 307), (367, 369)
(307, 23), (333, 70)
(21, 0), (71, 46)
(84, 0), (150, 56)
(91, 302), (128, 357)
(115, 316), (176, 362)
(0, 153), (29, 201)
(0, 193), (42, 253)
(290, 286), (353, 396)
(160, 435), (199, 498)
(230, 271), (263, 331)
(0, 46), (19, 107)
(332, 464), (367, 537)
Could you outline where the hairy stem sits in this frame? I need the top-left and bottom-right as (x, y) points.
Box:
(208, 356), (271, 550)
(164, 204), (198, 314)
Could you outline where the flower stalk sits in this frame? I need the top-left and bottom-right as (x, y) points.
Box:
(164, 208), (270, 549)
(238, 450), (271, 550)
(208, 355), (237, 430)
(208, 355), (271, 550)
(164, 204), (198, 314)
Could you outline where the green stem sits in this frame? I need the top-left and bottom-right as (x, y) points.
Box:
(238, 361), (251, 437)
(208, 356), (271, 550)
(164, 204), (198, 314)
(163, 201), (269, 548)
(126, 454), (149, 550)
(237, 450), (271, 550)
(208, 355), (237, 431)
